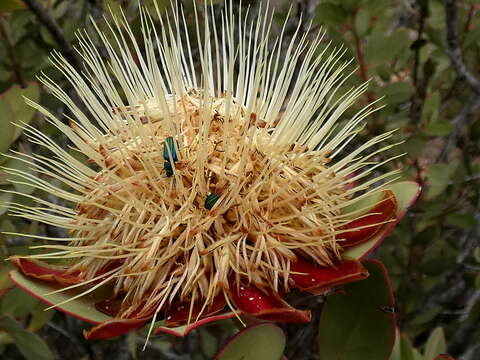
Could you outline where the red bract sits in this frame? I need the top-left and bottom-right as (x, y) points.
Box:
(164, 295), (227, 327)
(228, 282), (311, 323)
(339, 190), (397, 247)
(84, 319), (147, 340)
(9, 181), (420, 339)
(10, 257), (83, 285)
(290, 257), (369, 294)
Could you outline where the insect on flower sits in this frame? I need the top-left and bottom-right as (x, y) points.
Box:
(4, 1), (420, 340)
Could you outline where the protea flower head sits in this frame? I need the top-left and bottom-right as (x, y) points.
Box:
(4, 1), (419, 340)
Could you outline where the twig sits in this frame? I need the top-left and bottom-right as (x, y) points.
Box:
(284, 293), (324, 360)
(436, 94), (480, 162)
(444, 0), (480, 94)
(437, 1), (480, 162)
(409, 1), (428, 126)
(440, 77), (463, 109)
(459, 344), (480, 360)
(0, 16), (26, 87)
(414, 204), (480, 332)
(23, 0), (82, 70)
(46, 321), (91, 358)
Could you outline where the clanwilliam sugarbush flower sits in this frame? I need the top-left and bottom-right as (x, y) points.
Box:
(4, 1), (420, 340)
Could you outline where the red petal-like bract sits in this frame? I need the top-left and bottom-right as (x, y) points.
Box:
(95, 297), (123, 317)
(339, 190), (397, 247)
(10, 257), (82, 285)
(229, 282), (311, 323)
(165, 295), (227, 327)
(154, 312), (236, 336)
(290, 257), (369, 294)
(83, 318), (147, 340)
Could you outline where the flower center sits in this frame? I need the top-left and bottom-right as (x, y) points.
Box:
(68, 92), (350, 318)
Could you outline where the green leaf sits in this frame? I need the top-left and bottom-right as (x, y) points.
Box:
(315, 3), (347, 27)
(339, 0), (360, 12)
(102, 0), (124, 20)
(421, 92), (441, 124)
(464, 27), (480, 47)
(363, 0), (391, 15)
(424, 327), (446, 360)
(0, 262), (14, 293)
(53, 1), (70, 18)
(391, 329), (425, 360)
(403, 136), (427, 159)
(426, 161), (459, 199)
(127, 331), (138, 360)
(0, 99), (16, 154)
(142, 0), (170, 19)
(374, 64), (392, 82)
(40, 25), (56, 46)
(215, 324), (286, 360)
(1, 285), (39, 317)
(200, 327), (218, 358)
(475, 274), (480, 289)
(2, 82), (40, 142)
(27, 302), (55, 332)
(382, 82), (415, 106)
(318, 261), (396, 360)
(0, 192), (13, 216)
(0, 316), (53, 360)
(355, 8), (370, 37)
(410, 307), (442, 326)
(424, 121), (454, 136)
(401, 334), (424, 360)
(0, 330), (13, 345)
(8, 10), (30, 44)
(445, 213), (476, 229)
(474, 247), (480, 263)
(2, 156), (36, 194)
(428, 1), (445, 29)
(0, 218), (15, 234)
(366, 29), (410, 65)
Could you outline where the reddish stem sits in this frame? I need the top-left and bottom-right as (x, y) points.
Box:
(463, 3), (476, 33)
(352, 30), (378, 129)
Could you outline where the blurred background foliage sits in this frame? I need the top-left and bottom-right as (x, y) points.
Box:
(0, 0), (479, 359)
